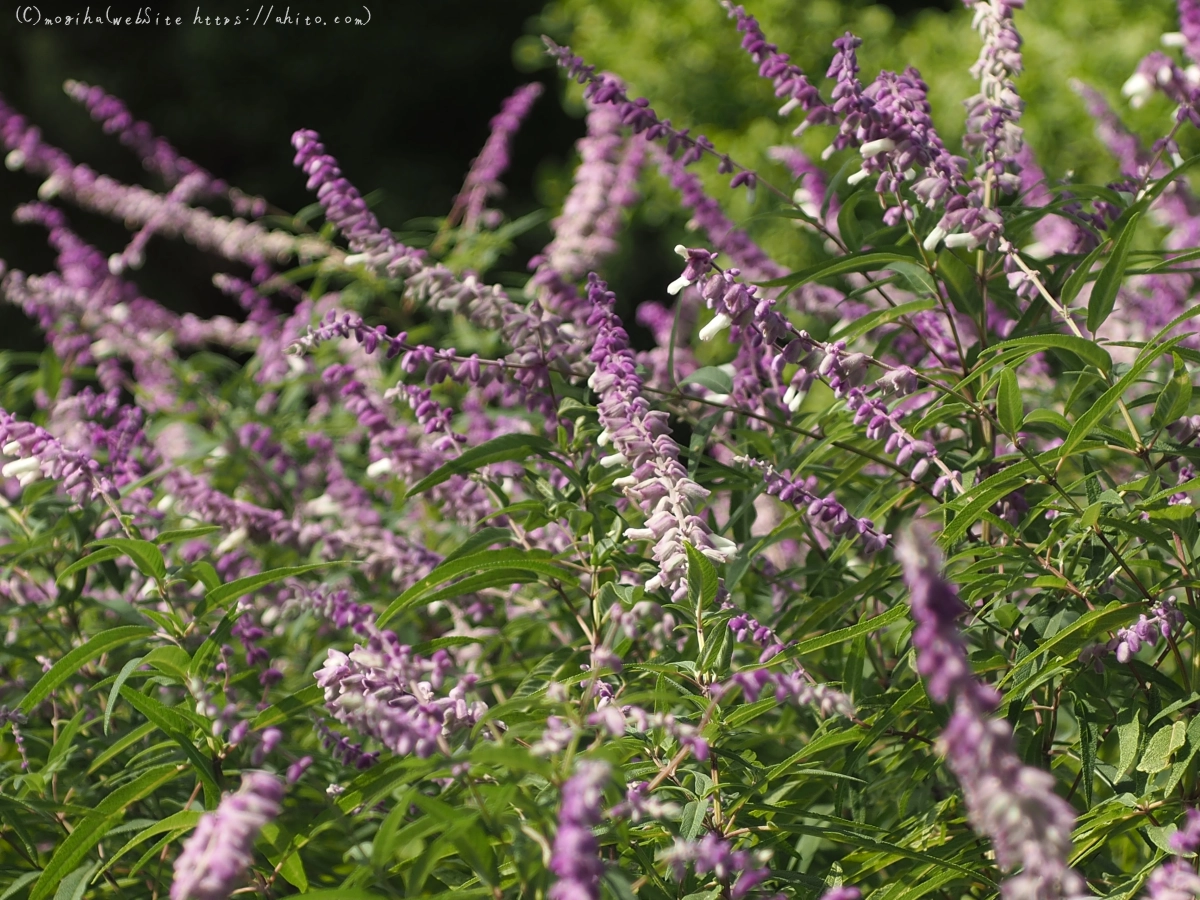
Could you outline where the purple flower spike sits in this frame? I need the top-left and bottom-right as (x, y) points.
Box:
(549, 761), (610, 900)
(960, 0), (1026, 186)
(721, 2), (835, 132)
(586, 274), (734, 600)
(63, 79), (265, 217)
(1175, 0), (1200, 65)
(170, 771), (284, 900)
(448, 83), (543, 232)
(899, 527), (1085, 900)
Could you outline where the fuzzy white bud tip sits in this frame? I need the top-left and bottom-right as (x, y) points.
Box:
(108, 254), (126, 276)
(667, 275), (692, 296)
(366, 458), (393, 478)
(1122, 72), (1152, 100)
(599, 452), (630, 468)
(2, 457), (41, 478)
(846, 168), (872, 186)
(673, 244), (689, 258)
(4, 150), (25, 171)
(859, 138), (895, 157)
(1163, 31), (1188, 47)
(923, 227), (947, 252)
(698, 313), (732, 341)
(944, 232), (981, 251)
(37, 176), (62, 200)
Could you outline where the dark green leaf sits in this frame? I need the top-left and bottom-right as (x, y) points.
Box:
(997, 368), (1023, 435)
(20, 626), (153, 713)
(681, 367), (734, 395)
(407, 433), (560, 495)
(1087, 211), (1142, 333)
(89, 538), (166, 582)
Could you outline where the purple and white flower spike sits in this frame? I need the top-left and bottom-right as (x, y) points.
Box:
(170, 771), (284, 900)
(586, 274), (734, 601)
(899, 526), (1085, 900)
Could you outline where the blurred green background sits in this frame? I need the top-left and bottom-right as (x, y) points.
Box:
(0, 0), (1186, 348)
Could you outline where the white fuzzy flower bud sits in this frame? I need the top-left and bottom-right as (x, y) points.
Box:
(859, 138), (895, 157)
(2, 457), (41, 478)
(698, 313), (732, 341)
(944, 233), (981, 251)
(923, 226), (947, 251)
(365, 458), (393, 478)
(667, 275), (692, 296)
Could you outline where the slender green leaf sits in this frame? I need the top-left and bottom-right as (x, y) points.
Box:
(28, 764), (182, 900)
(89, 538), (166, 581)
(986, 334), (1112, 374)
(20, 626), (153, 713)
(681, 367), (734, 395)
(407, 433), (560, 495)
(200, 562), (342, 615)
(829, 299), (937, 343)
(997, 368), (1023, 435)
(757, 251), (916, 289)
(377, 549), (576, 627)
(1087, 211), (1142, 333)
(55, 547), (122, 586)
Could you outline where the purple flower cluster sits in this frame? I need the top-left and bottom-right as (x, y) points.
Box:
(448, 83), (543, 232)
(609, 781), (681, 823)
(62, 79), (265, 217)
(651, 145), (785, 283)
(720, 2), (835, 132)
(1143, 808), (1200, 900)
(1083, 595), (1186, 669)
(674, 253), (940, 483)
(1115, 595), (1185, 662)
(899, 527), (1085, 900)
(737, 456), (889, 557)
(1, 94), (324, 270)
(315, 629), (485, 759)
(586, 274), (735, 600)
(718, 665), (855, 718)
(291, 129), (425, 277)
(662, 833), (773, 900)
(1175, 0), (1200, 66)
(549, 761), (610, 900)
(588, 703), (710, 761)
(1123, 51), (1200, 127)
(545, 38), (761, 199)
(170, 771), (284, 900)
(0, 409), (119, 505)
(961, 0), (1026, 184)
(292, 130), (593, 419)
(535, 100), (643, 282)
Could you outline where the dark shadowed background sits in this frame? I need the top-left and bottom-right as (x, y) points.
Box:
(0, 0), (958, 351)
